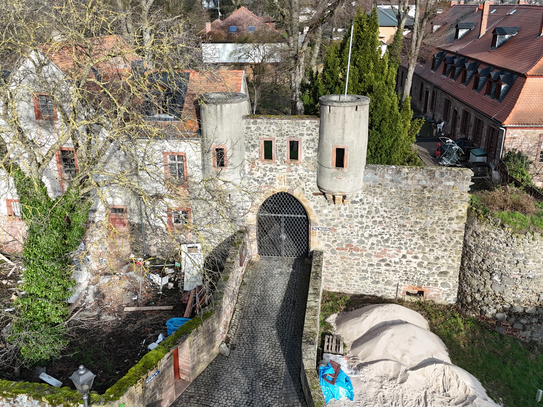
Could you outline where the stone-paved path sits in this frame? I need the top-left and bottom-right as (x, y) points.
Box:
(173, 257), (310, 407)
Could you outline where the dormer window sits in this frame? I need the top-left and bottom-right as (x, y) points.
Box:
(461, 69), (467, 84)
(432, 24), (441, 32)
(455, 23), (476, 40)
(493, 78), (503, 99)
(491, 27), (520, 48)
(473, 74), (480, 90)
(485, 76), (493, 95)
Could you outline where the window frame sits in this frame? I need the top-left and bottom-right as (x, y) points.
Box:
(33, 94), (57, 121)
(167, 207), (192, 232)
(332, 146), (348, 170)
(443, 98), (451, 121)
(55, 147), (79, 193)
(108, 205), (128, 233)
(286, 138), (301, 163)
(212, 145), (227, 169)
(473, 117), (484, 144)
(6, 199), (22, 220)
(460, 110), (471, 136)
(163, 152), (188, 185)
(260, 138), (276, 162)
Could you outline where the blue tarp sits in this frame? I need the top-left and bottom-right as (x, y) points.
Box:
(318, 363), (354, 404)
(166, 317), (191, 335)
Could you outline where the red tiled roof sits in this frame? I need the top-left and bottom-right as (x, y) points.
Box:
(182, 69), (246, 133)
(204, 6), (282, 41)
(504, 77), (543, 126)
(415, 4), (543, 127)
(40, 35), (141, 78)
(427, 5), (543, 75)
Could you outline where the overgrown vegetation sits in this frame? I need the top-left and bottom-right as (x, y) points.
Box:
(470, 186), (543, 233)
(320, 292), (543, 407)
(8, 166), (90, 365)
(503, 149), (533, 186)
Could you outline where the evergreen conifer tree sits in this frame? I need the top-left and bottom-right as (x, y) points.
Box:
(302, 8), (422, 165)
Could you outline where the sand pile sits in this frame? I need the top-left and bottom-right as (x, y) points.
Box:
(324, 304), (500, 407)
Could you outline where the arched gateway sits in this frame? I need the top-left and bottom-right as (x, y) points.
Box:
(257, 192), (309, 257)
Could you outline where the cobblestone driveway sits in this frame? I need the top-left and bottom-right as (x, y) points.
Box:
(173, 257), (310, 407)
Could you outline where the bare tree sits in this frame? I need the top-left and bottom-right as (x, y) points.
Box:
(272, 0), (346, 114)
(0, 0), (250, 365)
(401, 0), (447, 101)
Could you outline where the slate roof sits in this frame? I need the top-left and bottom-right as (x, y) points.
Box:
(377, 8), (398, 27)
(415, 4), (543, 126)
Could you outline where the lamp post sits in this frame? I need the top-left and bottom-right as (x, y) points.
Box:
(70, 365), (95, 407)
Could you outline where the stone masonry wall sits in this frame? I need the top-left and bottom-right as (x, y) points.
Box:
(459, 209), (543, 342)
(243, 116), (472, 303)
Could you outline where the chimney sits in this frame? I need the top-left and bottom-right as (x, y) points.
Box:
(206, 22), (211, 34)
(479, 1), (490, 38)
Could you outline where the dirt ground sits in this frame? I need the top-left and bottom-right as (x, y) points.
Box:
(0, 259), (193, 394)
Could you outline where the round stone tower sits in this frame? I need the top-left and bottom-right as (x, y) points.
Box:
(199, 92), (249, 184)
(317, 94), (370, 204)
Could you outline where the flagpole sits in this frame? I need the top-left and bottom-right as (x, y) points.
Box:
(344, 22), (354, 99)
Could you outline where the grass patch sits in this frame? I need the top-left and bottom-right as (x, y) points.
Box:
(471, 186), (543, 233)
(320, 293), (543, 407)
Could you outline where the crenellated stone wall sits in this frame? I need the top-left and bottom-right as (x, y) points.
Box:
(459, 209), (543, 342)
(242, 116), (473, 303)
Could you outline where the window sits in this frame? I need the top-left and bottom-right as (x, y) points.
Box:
(287, 139), (300, 162)
(473, 74), (480, 90)
(212, 145), (227, 169)
(538, 135), (543, 164)
(473, 118), (483, 144)
(6, 199), (21, 220)
(167, 208), (191, 232)
(164, 152), (187, 184)
(418, 85), (423, 101)
(56, 148), (78, 192)
(442, 61), (448, 76)
(229, 26), (237, 32)
(59, 149), (77, 178)
(460, 110), (471, 135)
(485, 77), (493, 96)
(461, 69), (467, 84)
(332, 146), (348, 169)
(33, 94), (56, 121)
(493, 79), (503, 99)
(248, 26), (256, 32)
(260, 139), (275, 162)
(108, 206), (128, 232)
(486, 126), (498, 158)
(443, 98), (451, 121)
(431, 90), (436, 113)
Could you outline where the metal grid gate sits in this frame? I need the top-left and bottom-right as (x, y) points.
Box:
(257, 192), (309, 258)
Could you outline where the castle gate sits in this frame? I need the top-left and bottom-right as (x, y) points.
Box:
(257, 192), (309, 257)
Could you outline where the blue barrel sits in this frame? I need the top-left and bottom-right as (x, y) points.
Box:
(166, 318), (191, 336)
